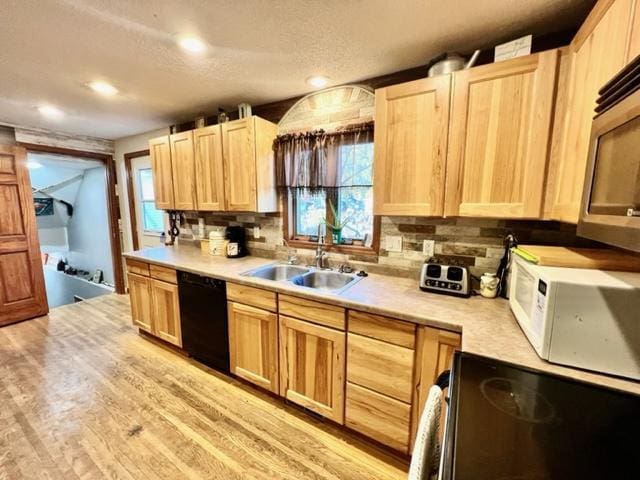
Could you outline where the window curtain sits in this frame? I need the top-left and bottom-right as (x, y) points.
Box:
(274, 121), (374, 191)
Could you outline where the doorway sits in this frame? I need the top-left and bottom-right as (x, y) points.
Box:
(125, 150), (167, 250)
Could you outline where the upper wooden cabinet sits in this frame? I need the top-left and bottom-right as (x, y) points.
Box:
(445, 50), (559, 218)
(149, 136), (175, 210)
(148, 116), (278, 213)
(170, 131), (197, 211)
(547, 0), (638, 223)
(222, 116), (279, 212)
(373, 75), (451, 216)
(194, 125), (225, 211)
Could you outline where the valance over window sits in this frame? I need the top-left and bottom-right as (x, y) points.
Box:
(274, 122), (374, 192)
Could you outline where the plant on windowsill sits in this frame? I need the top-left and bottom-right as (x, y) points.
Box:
(324, 200), (351, 246)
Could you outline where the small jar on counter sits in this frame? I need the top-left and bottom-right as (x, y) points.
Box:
(480, 272), (499, 298)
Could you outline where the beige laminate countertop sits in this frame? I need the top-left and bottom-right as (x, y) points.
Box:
(124, 245), (640, 396)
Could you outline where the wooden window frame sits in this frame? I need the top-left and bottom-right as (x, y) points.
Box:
(282, 190), (380, 256)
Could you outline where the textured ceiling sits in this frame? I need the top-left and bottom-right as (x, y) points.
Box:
(0, 0), (593, 140)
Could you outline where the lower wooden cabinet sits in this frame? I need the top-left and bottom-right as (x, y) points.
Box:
(227, 301), (279, 394)
(279, 315), (346, 423)
(150, 279), (182, 347)
(345, 382), (412, 453)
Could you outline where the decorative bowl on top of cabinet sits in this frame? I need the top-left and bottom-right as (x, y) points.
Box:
(148, 115), (279, 213)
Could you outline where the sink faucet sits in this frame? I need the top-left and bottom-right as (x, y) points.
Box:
(282, 238), (298, 265)
(315, 223), (327, 269)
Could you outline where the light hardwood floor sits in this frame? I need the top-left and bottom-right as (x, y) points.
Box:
(0, 294), (408, 480)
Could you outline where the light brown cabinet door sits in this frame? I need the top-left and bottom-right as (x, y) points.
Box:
(127, 272), (152, 333)
(410, 326), (461, 448)
(0, 145), (48, 326)
(150, 279), (182, 347)
(222, 117), (257, 212)
(170, 131), (197, 211)
(228, 302), (279, 393)
(373, 75), (451, 216)
(194, 125), (225, 211)
(279, 315), (346, 423)
(445, 50), (559, 218)
(149, 136), (175, 210)
(549, 0), (635, 223)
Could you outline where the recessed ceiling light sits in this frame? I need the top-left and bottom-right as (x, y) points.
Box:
(178, 36), (206, 54)
(27, 160), (43, 170)
(306, 75), (329, 88)
(38, 105), (64, 119)
(89, 81), (118, 96)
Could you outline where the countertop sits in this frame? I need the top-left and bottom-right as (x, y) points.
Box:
(124, 245), (640, 396)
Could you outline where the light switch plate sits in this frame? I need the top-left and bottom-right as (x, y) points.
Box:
(253, 226), (260, 239)
(386, 235), (403, 252)
(422, 240), (435, 257)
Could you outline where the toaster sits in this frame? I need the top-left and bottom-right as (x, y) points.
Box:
(419, 259), (471, 297)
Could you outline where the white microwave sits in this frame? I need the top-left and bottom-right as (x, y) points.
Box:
(509, 255), (640, 380)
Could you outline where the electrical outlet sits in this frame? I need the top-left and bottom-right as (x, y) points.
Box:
(385, 235), (403, 252)
(422, 240), (435, 257)
(253, 226), (260, 239)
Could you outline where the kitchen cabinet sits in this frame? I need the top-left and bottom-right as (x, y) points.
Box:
(148, 115), (278, 213)
(547, 0), (637, 223)
(373, 75), (451, 216)
(227, 301), (279, 394)
(170, 131), (197, 211)
(222, 116), (279, 212)
(410, 326), (461, 447)
(149, 136), (174, 210)
(445, 50), (559, 218)
(126, 259), (182, 347)
(279, 315), (346, 423)
(194, 125), (225, 211)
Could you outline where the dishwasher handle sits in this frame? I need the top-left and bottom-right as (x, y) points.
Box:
(178, 271), (226, 290)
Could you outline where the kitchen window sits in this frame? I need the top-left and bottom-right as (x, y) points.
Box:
(138, 168), (164, 233)
(275, 123), (378, 253)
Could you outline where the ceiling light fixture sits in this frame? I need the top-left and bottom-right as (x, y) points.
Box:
(306, 75), (330, 88)
(89, 81), (118, 96)
(27, 160), (43, 170)
(38, 105), (64, 119)
(178, 36), (206, 54)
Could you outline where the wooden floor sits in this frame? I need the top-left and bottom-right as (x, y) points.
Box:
(0, 294), (408, 480)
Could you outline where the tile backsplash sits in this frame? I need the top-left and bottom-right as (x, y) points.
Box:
(181, 211), (598, 281)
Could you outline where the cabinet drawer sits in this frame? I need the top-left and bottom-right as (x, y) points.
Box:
(149, 264), (177, 283)
(348, 310), (416, 348)
(346, 382), (411, 453)
(227, 283), (277, 312)
(278, 294), (345, 330)
(126, 259), (149, 276)
(347, 333), (414, 402)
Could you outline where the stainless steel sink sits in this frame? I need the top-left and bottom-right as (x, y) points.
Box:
(241, 264), (310, 281)
(291, 270), (362, 294)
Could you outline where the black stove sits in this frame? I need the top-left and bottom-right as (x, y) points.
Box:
(441, 353), (640, 479)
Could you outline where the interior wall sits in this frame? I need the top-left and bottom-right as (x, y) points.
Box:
(66, 166), (114, 284)
(113, 127), (170, 253)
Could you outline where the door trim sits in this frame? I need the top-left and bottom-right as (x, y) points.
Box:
(124, 149), (150, 251)
(17, 142), (126, 294)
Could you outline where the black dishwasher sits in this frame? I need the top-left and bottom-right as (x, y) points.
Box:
(177, 271), (229, 373)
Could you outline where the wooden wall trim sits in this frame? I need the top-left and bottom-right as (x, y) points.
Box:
(124, 149), (150, 251)
(18, 142), (126, 294)
(572, 0), (616, 50)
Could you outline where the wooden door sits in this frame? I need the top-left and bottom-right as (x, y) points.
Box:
(228, 302), (279, 393)
(0, 145), (48, 326)
(445, 50), (559, 218)
(279, 315), (346, 423)
(127, 272), (152, 333)
(169, 131), (197, 210)
(549, 0), (635, 223)
(222, 117), (257, 212)
(194, 125), (225, 211)
(149, 136), (175, 210)
(410, 326), (461, 447)
(150, 279), (182, 347)
(373, 75), (451, 216)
